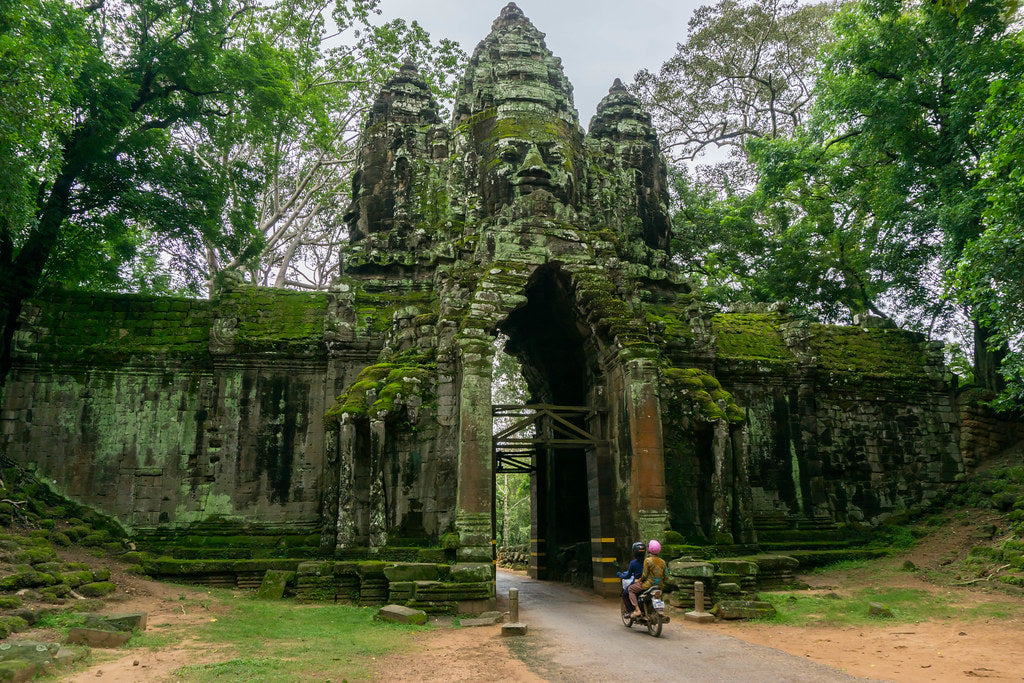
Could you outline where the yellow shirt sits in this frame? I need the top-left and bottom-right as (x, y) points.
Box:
(640, 555), (666, 589)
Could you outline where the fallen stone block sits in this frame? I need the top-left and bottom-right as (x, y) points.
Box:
(76, 581), (116, 598)
(257, 570), (295, 599)
(375, 604), (428, 626)
(868, 602), (894, 618)
(83, 612), (148, 632)
(501, 622), (527, 636)
(0, 641), (64, 682)
(66, 627), (131, 648)
(710, 600), (776, 620)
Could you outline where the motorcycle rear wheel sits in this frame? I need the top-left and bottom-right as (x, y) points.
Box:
(645, 610), (663, 637)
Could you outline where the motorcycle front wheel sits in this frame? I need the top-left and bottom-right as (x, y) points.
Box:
(620, 602), (633, 627)
(645, 610), (663, 637)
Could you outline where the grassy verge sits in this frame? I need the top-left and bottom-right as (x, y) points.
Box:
(174, 593), (429, 681)
(759, 586), (1024, 627)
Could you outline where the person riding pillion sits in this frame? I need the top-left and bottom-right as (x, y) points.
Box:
(627, 539), (667, 618)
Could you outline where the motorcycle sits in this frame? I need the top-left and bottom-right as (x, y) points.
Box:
(620, 582), (666, 637)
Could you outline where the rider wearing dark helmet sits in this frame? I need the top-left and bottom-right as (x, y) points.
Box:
(616, 541), (646, 599)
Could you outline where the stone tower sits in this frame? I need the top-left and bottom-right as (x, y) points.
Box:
(324, 3), (747, 589)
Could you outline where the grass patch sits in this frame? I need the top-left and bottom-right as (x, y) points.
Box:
(810, 559), (872, 574)
(32, 610), (89, 636)
(128, 628), (184, 650)
(174, 594), (429, 680)
(761, 587), (1024, 627)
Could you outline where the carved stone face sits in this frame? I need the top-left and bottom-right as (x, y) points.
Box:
(474, 115), (583, 216)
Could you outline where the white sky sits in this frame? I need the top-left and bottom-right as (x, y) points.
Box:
(376, 0), (705, 123)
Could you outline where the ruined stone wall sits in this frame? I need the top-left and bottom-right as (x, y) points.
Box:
(708, 313), (962, 528)
(0, 287), (377, 555)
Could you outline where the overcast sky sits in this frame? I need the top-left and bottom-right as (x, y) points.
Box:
(376, 0), (705, 123)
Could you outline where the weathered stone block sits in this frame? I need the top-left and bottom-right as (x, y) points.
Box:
(501, 622), (527, 636)
(83, 613), (147, 632)
(0, 641), (69, 682)
(257, 570), (295, 599)
(868, 602), (894, 618)
(375, 604), (427, 625)
(66, 627), (131, 648)
(449, 562), (494, 583)
(715, 560), (758, 575)
(710, 600), (775, 620)
(383, 563), (439, 582)
(460, 611), (503, 627)
(667, 560), (714, 579)
(76, 581), (116, 598)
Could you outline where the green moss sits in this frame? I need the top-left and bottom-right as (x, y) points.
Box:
(324, 351), (437, 426)
(662, 367), (745, 424)
(712, 313), (795, 363)
(24, 288), (213, 364)
(219, 287), (327, 352)
(808, 324), (929, 378)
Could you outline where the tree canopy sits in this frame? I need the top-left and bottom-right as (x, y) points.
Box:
(0, 0), (462, 385)
(648, 0), (1024, 400)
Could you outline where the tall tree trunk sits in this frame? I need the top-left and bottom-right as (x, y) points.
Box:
(973, 319), (1007, 393)
(0, 138), (83, 388)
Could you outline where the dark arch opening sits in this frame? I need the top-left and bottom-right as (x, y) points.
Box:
(498, 265), (600, 587)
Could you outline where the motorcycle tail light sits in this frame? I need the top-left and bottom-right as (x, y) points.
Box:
(652, 589), (662, 598)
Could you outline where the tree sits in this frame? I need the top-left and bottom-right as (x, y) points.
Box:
(2, 0), (278, 384)
(0, 0), (462, 386)
(635, 0), (835, 169)
(799, 0), (1020, 389)
(955, 54), (1024, 403)
(156, 1), (464, 294)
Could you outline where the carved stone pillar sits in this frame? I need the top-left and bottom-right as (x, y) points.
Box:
(626, 359), (669, 542)
(455, 337), (495, 562)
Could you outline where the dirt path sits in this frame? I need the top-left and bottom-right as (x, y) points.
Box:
(375, 565), (1024, 683)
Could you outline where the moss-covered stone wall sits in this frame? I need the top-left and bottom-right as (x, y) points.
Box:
(1, 287), (357, 552)
(708, 311), (963, 527)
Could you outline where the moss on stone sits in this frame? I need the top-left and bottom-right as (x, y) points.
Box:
(808, 324), (929, 378)
(662, 367), (745, 424)
(324, 351), (436, 426)
(712, 313), (795, 363)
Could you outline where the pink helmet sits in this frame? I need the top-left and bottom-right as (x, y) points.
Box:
(648, 539), (661, 555)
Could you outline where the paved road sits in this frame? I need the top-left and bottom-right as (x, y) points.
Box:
(496, 570), (874, 682)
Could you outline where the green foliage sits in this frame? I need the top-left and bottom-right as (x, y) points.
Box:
(636, 0), (835, 162)
(779, 0), (1018, 388)
(956, 56), (1024, 405)
(176, 593), (426, 680)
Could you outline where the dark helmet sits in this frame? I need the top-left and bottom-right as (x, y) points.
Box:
(631, 541), (646, 557)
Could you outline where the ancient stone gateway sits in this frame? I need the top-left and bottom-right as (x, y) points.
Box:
(2, 4), (1007, 605)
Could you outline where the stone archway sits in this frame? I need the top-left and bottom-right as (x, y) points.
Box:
(451, 261), (669, 596)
